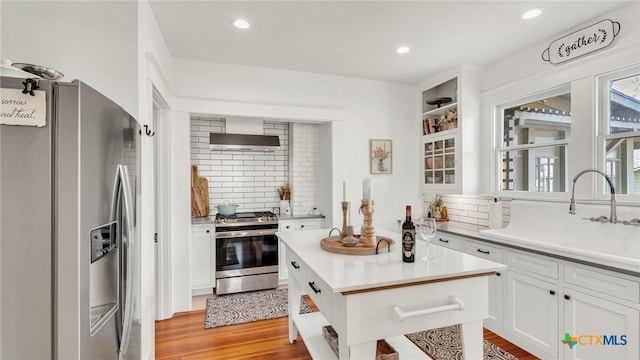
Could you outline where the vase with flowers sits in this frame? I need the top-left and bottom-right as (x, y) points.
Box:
(426, 194), (447, 220)
(439, 109), (458, 131)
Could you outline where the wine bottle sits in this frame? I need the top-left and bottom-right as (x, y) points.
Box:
(401, 205), (416, 263)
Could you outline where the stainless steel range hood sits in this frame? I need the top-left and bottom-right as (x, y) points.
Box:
(209, 133), (281, 152)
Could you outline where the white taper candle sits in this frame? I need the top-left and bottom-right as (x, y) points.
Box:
(343, 181), (346, 202)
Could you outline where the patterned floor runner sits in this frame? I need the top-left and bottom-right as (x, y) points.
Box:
(204, 288), (312, 328)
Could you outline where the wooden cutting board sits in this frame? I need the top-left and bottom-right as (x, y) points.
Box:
(191, 165), (210, 218)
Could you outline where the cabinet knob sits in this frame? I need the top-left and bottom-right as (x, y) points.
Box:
(301, 225), (304, 228)
(206, 230), (210, 233)
(549, 290), (556, 295)
(564, 294), (571, 300)
(496, 272), (501, 277)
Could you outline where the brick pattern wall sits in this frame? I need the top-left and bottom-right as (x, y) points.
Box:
(422, 193), (510, 230)
(289, 123), (321, 216)
(190, 117), (289, 213)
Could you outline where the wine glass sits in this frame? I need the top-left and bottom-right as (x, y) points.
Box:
(419, 218), (437, 260)
(419, 217), (437, 241)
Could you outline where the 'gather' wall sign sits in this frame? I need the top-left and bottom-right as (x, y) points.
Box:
(542, 19), (621, 65)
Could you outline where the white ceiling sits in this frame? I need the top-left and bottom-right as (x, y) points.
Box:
(149, 1), (631, 84)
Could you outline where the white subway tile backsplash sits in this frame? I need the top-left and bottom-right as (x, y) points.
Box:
(232, 176), (255, 182)
(289, 122), (322, 216)
(189, 118), (343, 216)
(190, 116), (289, 213)
(448, 208), (467, 217)
(210, 165), (234, 171)
(463, 204), (478, 212)
(467, 198), (486, 206)
(467, 211), (489, 220)
(422, 193), (507, 230)
(233, 165), (255, 171)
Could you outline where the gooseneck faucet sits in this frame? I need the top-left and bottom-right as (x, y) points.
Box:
(569, 168), (617, 223)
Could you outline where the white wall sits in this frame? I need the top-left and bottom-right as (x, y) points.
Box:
(137, 1), (176, 358)
(478, 2), (640, 200)
(417, 3), (640, 226)
(0, 1), (138, 118)
(480, 2), (640, 94)
(169, 112), (192, 313)
(172, 59), (419, 231)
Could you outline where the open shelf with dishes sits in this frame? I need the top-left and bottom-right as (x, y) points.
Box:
(421, 77), (458, 136)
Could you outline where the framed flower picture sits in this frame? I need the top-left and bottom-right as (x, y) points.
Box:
(370, 139), (392, 174)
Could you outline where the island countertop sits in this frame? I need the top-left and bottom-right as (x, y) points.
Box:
(277, 228), (505, 294)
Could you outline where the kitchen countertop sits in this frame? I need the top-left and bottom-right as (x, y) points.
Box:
(191, 213), (325, 224)
(278, 228), (505, 293)
(278, 214), (325, 221)
(435, 221), (640, 277)
(191, 216), (215, 224)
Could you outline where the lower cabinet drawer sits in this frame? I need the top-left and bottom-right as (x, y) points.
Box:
(465, 241), (503, 264)
(506, 250), (558, 279)
(305, 269), (332, 312)
(341, 275), (489, 344)
(433, 235), (464, 251)
(564, 264), (639, 302)
(286, 247), (306, 283)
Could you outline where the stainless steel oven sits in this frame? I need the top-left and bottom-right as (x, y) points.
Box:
(215, 211), (279, 295)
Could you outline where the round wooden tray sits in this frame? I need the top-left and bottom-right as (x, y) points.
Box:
(320, 235), (395, 255)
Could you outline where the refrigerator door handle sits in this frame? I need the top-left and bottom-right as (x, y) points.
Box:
(110, 164), (135, 359)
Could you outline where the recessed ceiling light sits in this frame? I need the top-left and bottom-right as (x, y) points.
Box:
(396, 46), (410, 54)
(521, 8), (542, 20)
(233, 19), (250, 29)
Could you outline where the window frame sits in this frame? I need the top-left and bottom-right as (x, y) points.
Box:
(596, 65), (640, 201)
(495, 85), (572, 198)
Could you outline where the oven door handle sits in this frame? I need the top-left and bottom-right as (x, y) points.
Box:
(216, 229), (277, 238)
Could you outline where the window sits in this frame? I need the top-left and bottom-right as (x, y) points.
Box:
(497, 88), (571, 193)
(599, 67), (640, 195)
(536, 156), (557, 192)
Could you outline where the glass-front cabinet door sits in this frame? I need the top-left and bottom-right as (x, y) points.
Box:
(422, 134), (457, 189)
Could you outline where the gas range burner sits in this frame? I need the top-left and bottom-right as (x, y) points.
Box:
(215, 211), (278, 225)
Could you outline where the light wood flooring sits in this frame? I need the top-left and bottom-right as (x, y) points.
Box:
(156, 295), (538, 360)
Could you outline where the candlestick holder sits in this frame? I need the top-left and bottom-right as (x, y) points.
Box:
(341, 201), (349, 239)
(359, 199), (376, 247)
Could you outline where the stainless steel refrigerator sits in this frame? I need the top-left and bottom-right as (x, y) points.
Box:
(1, 76), (141, 359)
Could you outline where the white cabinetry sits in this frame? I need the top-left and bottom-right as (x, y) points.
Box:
(278, 217), (325, 284)
(503, 250), (560, 358)
(190, 223), (215, 295)
(419, 66), (479, 194)
(504, 250), (640, 360)
(505, 270), (559, 359)
(435, 231), (640, 360)
(562, 264), (639, 359)
(432, 234), (465, 251)
(563, 288), (639, 359)
(465, 240), (504, 333)
(279, 218), (324, 231)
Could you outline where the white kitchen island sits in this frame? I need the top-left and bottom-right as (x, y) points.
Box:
(278, 228), (506, 360)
